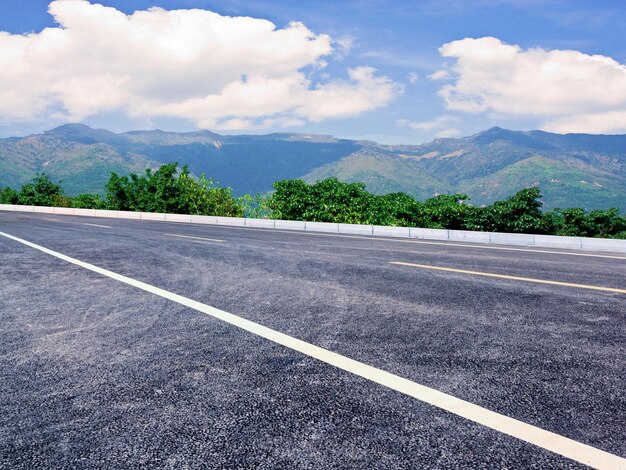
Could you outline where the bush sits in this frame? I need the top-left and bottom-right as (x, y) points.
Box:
(368, 192), (425, 227)
(72, 194), (106, 209)
(420, 194), (478, 230)
(17, 174), (71, 207)
(475, 187), (547, 234)
(238, 193), (273, 219)
(2, 170), (624, 239)
(0, 187), (19, 204)
(104, 163), (243, 216)
(268, 178), (376, 223)
(544, 207), (626, 238)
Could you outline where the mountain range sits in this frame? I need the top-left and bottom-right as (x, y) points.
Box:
(1, 124), (625, 211)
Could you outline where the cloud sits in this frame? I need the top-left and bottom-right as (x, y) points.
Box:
(397, 115), (461, 137)
(435, 36), (626, 133)
(428, 70), (451, 80)
(334, 35), (355, 60)
(406, 72), (419, 84)
(0, 0), (399, 130)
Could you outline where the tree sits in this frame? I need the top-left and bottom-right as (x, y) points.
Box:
(72, 194), (106, 209)
(18, 174), (71, 207)
(104, 163), (243, 216)
(544, 207), (626, 238)
(478, 187), (546, 233)
(421, 194), (478, 230)
(0, 187), (19, 204)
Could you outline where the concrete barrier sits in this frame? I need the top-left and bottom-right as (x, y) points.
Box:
(373, 225), (411, 238)
(1, 204), (34, 212)
(489, 232), (535, 246)
(216, 217), (246, 226)
(338, 223), (373, 235)
(305, 221), (339, 233)
(1, 204), (626, 253)
(534, 234), (582, 250)
(274, 220), (306, 230)
(580, 237), (626, 252)
(73, 208), (97, 217)
(118, 211), (142, 220)
(140, 212), (166, 221)
(52, 207), (74, 215)
(410, 228), (449, 240)
(245, 218), (276, 228)
(165, 213), (192, 223)
(92, 209), (116, 218)
(448, 230), (491, 244)
(190, 215), (218, 225)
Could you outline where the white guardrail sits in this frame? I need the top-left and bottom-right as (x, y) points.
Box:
(2, 203), (626, 254)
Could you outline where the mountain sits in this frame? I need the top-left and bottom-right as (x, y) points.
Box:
(1, 124), (625, 211)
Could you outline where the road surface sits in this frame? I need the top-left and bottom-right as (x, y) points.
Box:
(1, 211), (625, 468)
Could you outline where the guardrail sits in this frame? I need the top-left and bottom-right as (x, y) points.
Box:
(2, 203), (626, 253)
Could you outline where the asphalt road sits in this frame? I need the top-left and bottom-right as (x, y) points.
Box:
(1, 211), (625, 469)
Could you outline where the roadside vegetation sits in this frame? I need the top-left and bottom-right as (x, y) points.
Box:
(1, 164), (625, 239)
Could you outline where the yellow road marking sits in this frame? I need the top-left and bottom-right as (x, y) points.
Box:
(390, 261), (626, 294)
(163, 233), (225, 243)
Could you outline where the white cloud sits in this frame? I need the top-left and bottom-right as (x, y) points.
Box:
(428, 70), (451, 81)
(0, 0), (399, 129)
(334, 35), (355, 60)
(435, 36), (626, 133)
(542, 110), (626, 134)
(397, 115), (460, 137)
(407, 72), (419, 84)
(434, 128), (462, 138)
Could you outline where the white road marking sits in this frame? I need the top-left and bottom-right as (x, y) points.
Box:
(163, 233), (225, 243)
(167, 223), (626, 260)
(83, 223), (112, 229)
(0, 230), (624, 470)
(42, 217), (61, 222)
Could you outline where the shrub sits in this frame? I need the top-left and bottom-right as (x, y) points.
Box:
(17, 174), (71, 207)
(476, 187), (547, 233)
(72, 194), (106, 209)
(544, 207), (626, 238)
(0, 187), (19, 204)
(104, 163), (243, 216)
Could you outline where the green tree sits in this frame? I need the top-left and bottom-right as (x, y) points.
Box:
(104, 163), (243, 216)
(268, 178), (376, 223)
(72, 194), (106, 209)
(238, 192), (273, 218)
(421, 194), (478, 230)
(0, 186), (19, 204)
(18, 174), (71, 207)
(368, 192), (425, 227)
(544, 207), (626, 238)
(475, 187), (546, 233)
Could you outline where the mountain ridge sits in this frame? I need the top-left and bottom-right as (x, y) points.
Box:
(1, 124), (625, 211)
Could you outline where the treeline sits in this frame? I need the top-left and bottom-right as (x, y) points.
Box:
(268, 179), (626, 238)
(0, 163), (242, 217)
(1, 164), (625, 239)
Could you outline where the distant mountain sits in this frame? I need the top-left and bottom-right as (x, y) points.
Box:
(1, 124), (625, 211)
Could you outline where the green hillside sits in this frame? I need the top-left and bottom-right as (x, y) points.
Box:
(1, 124), (625, 211)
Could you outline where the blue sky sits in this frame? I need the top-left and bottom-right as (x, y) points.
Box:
(2, 0), (626, 143)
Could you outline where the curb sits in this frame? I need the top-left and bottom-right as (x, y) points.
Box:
(2, 204), (626, 254)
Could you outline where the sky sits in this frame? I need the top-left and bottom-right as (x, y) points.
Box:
(1, 0), (626, 143)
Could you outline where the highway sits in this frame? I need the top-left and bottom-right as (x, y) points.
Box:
(1, 211), (625, 469)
